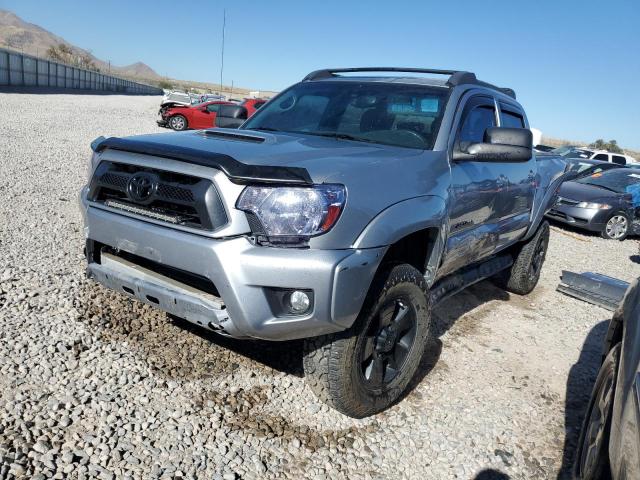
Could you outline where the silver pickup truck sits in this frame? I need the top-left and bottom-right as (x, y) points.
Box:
(80, 67), (566, 417)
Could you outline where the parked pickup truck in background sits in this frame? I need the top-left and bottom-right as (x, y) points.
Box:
(80, 67), (566, 417)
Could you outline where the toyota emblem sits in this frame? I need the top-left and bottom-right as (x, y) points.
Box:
(127, 173), (157, 203)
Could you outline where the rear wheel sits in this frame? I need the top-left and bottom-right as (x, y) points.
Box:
(493, 220), (550, 295)
(169, 114), (188, 131)
(601, 213), (629, 240)
(573, 343), (619, 480)
(303, 264), (432, 418)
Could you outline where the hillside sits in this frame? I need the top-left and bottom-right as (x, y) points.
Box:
(0, 9), (161, 81)
(0, 9), (276, 97)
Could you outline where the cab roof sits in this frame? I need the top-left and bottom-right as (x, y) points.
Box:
(302, 67), (516, 99)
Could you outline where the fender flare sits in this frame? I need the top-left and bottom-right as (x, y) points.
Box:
(524, 159), (568, 240)
(352, 195), (447, 249)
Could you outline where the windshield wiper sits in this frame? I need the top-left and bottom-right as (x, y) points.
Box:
(306, 132), (377, 144)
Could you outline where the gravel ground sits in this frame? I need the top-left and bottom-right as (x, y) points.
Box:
(1, 93), (640, 480)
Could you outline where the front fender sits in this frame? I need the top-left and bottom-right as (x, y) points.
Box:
(524, 155), (568, 240)
(352, 195), (447, 249)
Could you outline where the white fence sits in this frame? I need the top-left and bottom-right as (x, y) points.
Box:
(0, 47), (162, 95)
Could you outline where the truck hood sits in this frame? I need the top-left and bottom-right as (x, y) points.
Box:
(101, 128), (427, 184)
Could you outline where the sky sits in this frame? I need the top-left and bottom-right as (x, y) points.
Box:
(2, 0), (639, 149)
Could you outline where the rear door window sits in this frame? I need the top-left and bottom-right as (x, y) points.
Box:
(499, 105), (525, 128)
(612, 155), (627, 165)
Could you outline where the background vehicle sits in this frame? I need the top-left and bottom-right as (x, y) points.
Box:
(573, 279), (640, 479)
(547, 169), (640, 240)
(240, 98), (267, 116)
(535, 144), (556, 152)
(157, 100), (232, 130)
(81, 67), (566, 417)
(552, 146), (637, 165)
(563, 158), (623, 181)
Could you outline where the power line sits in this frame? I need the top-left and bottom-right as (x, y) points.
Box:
(220, 8), (226, 95)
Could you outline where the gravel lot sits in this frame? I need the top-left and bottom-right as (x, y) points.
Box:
(1, 93), (639, 480)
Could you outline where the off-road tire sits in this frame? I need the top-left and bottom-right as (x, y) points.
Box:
(302, 264), (432, 418)
(493, 220), (550, 295)
(573, 343), (620, 480)
(601, 212), (629, 241)
(169, 114), (188, 131)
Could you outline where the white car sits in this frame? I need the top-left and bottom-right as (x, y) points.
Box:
(554, 146), (637, 165)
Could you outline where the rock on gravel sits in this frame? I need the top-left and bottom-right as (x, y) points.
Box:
(1, 92), (640, 479)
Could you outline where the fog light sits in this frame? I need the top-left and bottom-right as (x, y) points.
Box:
(288, 290), (311, 314)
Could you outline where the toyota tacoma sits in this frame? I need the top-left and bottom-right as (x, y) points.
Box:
(80, 67), (566, 417)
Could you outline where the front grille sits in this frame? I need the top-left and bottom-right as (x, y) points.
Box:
(88, 161), (228, 231)
(156, 184), (195, 202)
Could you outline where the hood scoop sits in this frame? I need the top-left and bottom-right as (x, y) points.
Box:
(201, 130), (265, 143)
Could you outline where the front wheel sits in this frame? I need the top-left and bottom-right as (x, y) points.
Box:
(601, 213), (629, 240)
(303, 264), (432, 418)
(573, 343), (619, 480)
(169, 114), (188, 131)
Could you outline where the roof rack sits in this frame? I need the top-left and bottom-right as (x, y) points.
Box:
(302, 68), (516, 99)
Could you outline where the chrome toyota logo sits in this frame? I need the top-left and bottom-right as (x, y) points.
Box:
(127, 173), (157, 202)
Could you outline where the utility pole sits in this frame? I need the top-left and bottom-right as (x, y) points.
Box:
(230, 80), (234, 99)
(220, 8), (226, 96)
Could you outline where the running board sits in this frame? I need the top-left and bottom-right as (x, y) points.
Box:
(556, 271), (629, 311)
(430, 254), (513, 306)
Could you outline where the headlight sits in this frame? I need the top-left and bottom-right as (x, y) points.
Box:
(236, 184), (346, 245)
(576, 202), (611, 209)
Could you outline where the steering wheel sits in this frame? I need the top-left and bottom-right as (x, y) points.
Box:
(393, 129), (426, 148)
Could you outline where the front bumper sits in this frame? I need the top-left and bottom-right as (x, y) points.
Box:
(156, 119), (168, 127)
(80, 200), (385, 341)
(545, 205), (611, 232)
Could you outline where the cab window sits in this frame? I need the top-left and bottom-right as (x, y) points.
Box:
(457, 105), (496, 144)
(500, 107), (525, 128)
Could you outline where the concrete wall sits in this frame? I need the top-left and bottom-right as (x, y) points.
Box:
(0, 48), (162, 95)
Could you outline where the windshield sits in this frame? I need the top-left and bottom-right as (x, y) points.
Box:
(552, 146), (592, 158)
(242, 81), (449, 150)
(576, 169), (640, 193)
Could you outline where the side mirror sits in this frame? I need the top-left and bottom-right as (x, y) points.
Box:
(200, 107), (209, 113)
(215, 105), (248, 129)
(453, 127), (533, 162)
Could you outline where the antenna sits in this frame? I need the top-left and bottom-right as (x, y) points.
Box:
(220, 9), (226, 96)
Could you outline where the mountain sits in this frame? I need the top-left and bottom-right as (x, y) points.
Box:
(0, 9), (161, 81)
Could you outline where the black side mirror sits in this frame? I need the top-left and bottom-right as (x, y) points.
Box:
(453, 127), (533, 162)
(215, 105), (248, 129)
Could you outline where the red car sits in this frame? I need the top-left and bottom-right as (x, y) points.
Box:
(240, 98), (267, 116)
(158, 101), (233, 131)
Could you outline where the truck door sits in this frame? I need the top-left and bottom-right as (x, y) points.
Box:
(439, 95), (532, 276)
(498, 102), (536, 224)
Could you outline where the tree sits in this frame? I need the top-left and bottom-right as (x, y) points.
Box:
(589, 138), (623, 153)
(158, 79), (173, 90)
(45, 43), (99, 72)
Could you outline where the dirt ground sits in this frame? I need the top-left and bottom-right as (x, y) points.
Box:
(1, 93), (639, 479)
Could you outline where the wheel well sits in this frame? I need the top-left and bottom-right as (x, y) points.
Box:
(380, 228), (439, 274)
(607, 316), (624, 353)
